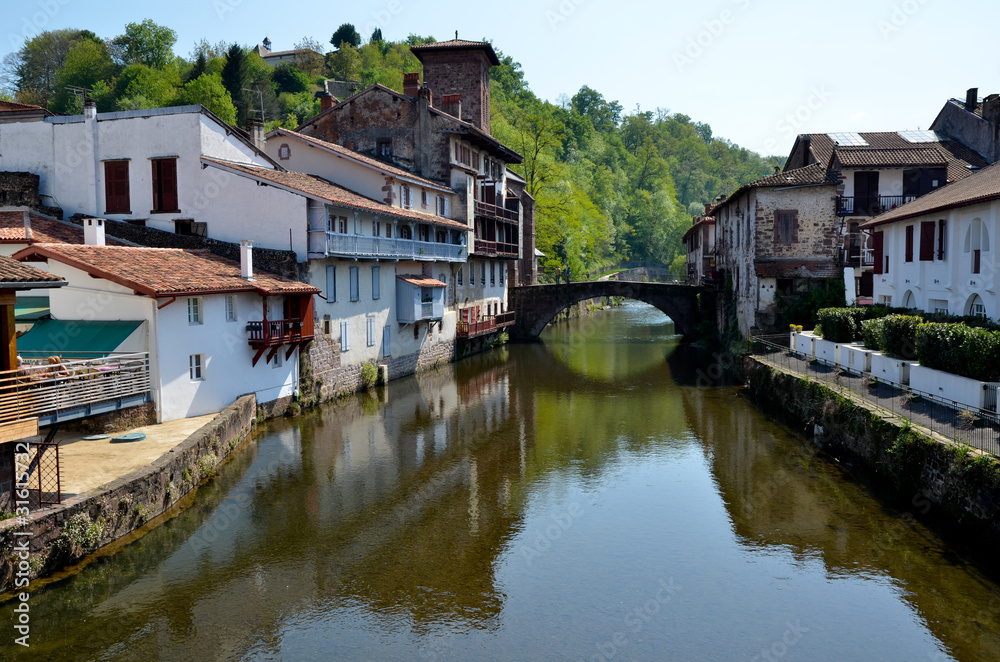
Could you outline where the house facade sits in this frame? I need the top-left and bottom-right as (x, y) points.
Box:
(712, 164), (840, 335)
(930, 87), (1000, 165)
(861, 160), (1000, 318)
(682, 210), (716, 286)
(13, 241), (319, 422)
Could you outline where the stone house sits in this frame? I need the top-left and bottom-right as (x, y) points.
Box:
(930, 87), (1000, 165)
(682, 207), (716, 286)
(712, 163), (840, 335)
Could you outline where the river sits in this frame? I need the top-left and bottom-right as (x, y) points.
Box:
(5, 302), (1000, 661)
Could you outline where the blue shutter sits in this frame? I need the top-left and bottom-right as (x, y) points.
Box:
(340, 321), (349, 351)
(350, 267), (359, 301)
(367, 317), (375, 347)
(372, 266), (380, 300)
(383, 325), (391, 357)
(326, 265), (336, 302)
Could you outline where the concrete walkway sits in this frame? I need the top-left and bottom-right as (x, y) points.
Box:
(51, 415), (217, 497)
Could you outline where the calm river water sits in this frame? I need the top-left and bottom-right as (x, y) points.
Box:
(5, 302), (1000, 661)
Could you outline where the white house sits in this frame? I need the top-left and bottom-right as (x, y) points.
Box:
(13, 239), (319, 422)
(862, 159), (1000, 318)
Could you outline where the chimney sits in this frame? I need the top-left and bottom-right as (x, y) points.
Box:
(247, 118), (265, 151)
(966, 88), (979, 112)
(704, 203), (713, 215)
(801, 135), (812, 169)
(403, 72), (420, 98)
(773, 166), (780, 174)
(419, 85), (432, 107)
(441, 94), (462, 120)
(83, 98), (97, 120)
(240, 240), (254, 280)
(84, 218), (105, 246)
(320, 92), (335, 112)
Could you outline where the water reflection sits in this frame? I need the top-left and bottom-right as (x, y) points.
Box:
(5, 303), (1000, 661)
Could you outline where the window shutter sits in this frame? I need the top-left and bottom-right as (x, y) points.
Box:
(904, 225), (914, 262)
(372, 266), (380, 300)
(367, 317), (375, 347)
(919, 221), (935, 261)
(326, 266), (336, 302)
(104, 161), (130, 213)
(340, 321), (349, 351)
(937, 219), (946, 260)
(349, 267), (359, 301)
(160, 158), (178, 211)
(873, 231), (884, 274)
(383, 325), (391, 357)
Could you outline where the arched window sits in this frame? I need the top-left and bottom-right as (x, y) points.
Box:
(966, 293), (987, 318)
(964, 218), (989, 273)
(902, 290), (916, 309)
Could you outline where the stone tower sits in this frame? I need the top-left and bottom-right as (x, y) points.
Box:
(409, 39), (500, 136)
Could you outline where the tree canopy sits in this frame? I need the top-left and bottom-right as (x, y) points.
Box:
(331, 24), (361, 49)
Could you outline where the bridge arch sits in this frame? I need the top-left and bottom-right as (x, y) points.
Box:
(509, 281), (712, 341)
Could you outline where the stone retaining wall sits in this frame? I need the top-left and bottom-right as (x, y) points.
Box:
(0, 394), (256, 593)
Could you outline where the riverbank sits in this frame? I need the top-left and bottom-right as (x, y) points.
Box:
(0, 395), (256, 594)
(740, 356), (1000, 545)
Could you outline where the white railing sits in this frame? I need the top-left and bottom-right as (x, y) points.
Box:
(0, 353), (150, 424)
(309, 231), (466, 262)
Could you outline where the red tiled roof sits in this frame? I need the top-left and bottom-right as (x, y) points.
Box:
(202, 158), (470, 231)
(862, 159), (1000, 228)
(409, 39), (501, 66)
(0, 100), (49, 112)
(755, 260), (841, 279)
(396, 275), (446, 288)
(0, 255), (64, 284)
(11, 244), (319, 297)
(268, 128), (452, 191)
(835, 146), (947, 168)
(748, 163), (840, 188)
(0, 211), (125, 245)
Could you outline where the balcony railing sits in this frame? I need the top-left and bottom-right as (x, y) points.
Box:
(475, 200), (519, 222)
(247, 319), (310, 347)
(839, 247), (876, 268)
(837, 195), (916, 216)
(309, 231), (466, 262)
(0, 352), (150, 425)
(457, 312), (516, 339)
(474, 239), (519, 258)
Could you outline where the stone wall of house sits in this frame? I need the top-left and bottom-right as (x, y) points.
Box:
(70, 215), (299, 278)
(754, 186), (839, 262)
(0, 171), (62, 217)
(0, 394), (256, 592)
(419, 50), (492, 133)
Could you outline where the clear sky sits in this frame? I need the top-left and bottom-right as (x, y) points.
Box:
(4, 0), (998, 158)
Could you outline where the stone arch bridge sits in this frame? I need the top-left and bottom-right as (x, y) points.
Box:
(509, 281), (713, 341)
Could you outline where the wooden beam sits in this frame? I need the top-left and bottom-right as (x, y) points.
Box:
(0, 418), (38, 443)
(251, 346), (268, 368)
(0, 302), (15, 373)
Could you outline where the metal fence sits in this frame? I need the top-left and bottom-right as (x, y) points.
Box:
(16, 441), (61, 508)
(749, 335), (1000, 456)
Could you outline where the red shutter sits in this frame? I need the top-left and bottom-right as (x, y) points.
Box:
(873, 231), (884, 274)
(904, 225), (914, 262)
(919, 221), (935, 261)
(104, 161), (130, 213)
(152, 158), (178, 212)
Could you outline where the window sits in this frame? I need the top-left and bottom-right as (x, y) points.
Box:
(421, 190), (428, 207)
(904, 225), (914, 262)
(373, 220), (380, 237)
(418, 225), (430, 242)
(187, 297), (202, 325)
(271, 352), (282, 369)
(919, 221), (935, 261)
(470, 261), (475, 285)
(873, 231), (885, 275)
(385, 223), (392, 238)
(929, 299), (949, 314)
(372, 266), (380, 300)
(457, 267), (463, 286)
(436, 230), (446, 243)
(151, 158), (179, 213)
(326, 265), (336, 302)
(481, 262), (486, 285)
(938, 219), (946, 260)
(774, 210), (798, 243)
(377, 138), (392, 158)
(400, 225), (412, 240)
(225, 295), (237, 322)
(367, 316), (375, 347)
(104, 161), (131, 213)
(436, 196), (448, 217)
(322, 315), (332, 335)
(400, 185), (412, 209)
(174, 220), (206, 236)
(278, 143), (291, 160)
(189, 354), (204, 380)
(490, 262), (496, 286)
(349, 267), (359, 301)
(340, 321), (350, 351)
(500, 264), (505, 284)
(383, 325), (391, 357)
(338, 216), (348, 234)
(964, 218), (990, 274)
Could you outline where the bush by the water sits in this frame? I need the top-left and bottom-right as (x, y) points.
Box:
(859, 314), (921, 359)
(815, 308), (857, 343)
(915, 323), (1000, 382)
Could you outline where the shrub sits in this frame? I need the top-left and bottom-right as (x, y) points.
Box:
(860, 317), (885, 351)
(815, 308), (857, 343)
(361, 362), (378, 390)
(916, 323), (1000, 381)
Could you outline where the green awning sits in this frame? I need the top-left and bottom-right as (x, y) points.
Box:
(15, 296), (50, 321)
(17, 319), (144, 356)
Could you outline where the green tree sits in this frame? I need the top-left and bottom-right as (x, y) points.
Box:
(293, 37), (326, 78)
(114, 63), (180, 109)
(331, 24), (361, 49)
(272, 63), (310, 94)
(49, 39), (118, 113)
(180, 73), (237, 124)
(109, 19), (178, 69)
(221, 43), (249, 126)
(2, 29), (96, 107)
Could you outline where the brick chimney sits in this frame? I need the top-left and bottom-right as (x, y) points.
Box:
(441, 94), (462, 120)
(966, 87), (979, 112)
(403, 73), (420, 98)
(704, 203), (713, 215)
(320, 92), (335, 112)
(247, 118), (266, 151)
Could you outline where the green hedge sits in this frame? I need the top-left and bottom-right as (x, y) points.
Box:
(859, 314), (922, 358)
(815, 309), (857, 343)
(915, 323), (1000, 382)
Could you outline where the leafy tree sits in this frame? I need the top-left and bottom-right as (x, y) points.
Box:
(293, 37), (326, 78)
(370, 28), (383, 44)
(221, 43), (249, 126)
(114, 63), (179, 110)
(109, 19), (178, 69)
(272, 63), (310, 94)
(180, 73), (237, 124)
(49, 39), (118, 113)
(327, 43), (360, 81)
(2, 29), (95, 106)
(186, 52), (208, 83)
(331, 24), (361, 49)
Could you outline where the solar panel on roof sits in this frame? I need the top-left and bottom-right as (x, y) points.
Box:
(827, 132), (868, 146)
(897, 130), (942, 143)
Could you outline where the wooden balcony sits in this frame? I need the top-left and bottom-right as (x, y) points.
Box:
(474, 239), (519, 258)
(475, 200), (519, 222)
(457, 312), (516, 339)
(247, 315), (315, 367)
(0, 352), (151, 429)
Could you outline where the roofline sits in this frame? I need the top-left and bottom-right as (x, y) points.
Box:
(13, 245), (316, 297)
(0, 280), (66, 289)
(201, 158), (469, 230)
(409, 40), (501, 67)
(861, 191), (1000, 229)
(267, 128), (453, 193)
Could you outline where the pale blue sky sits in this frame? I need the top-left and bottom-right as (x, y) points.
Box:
(4, 0), (997, 158)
